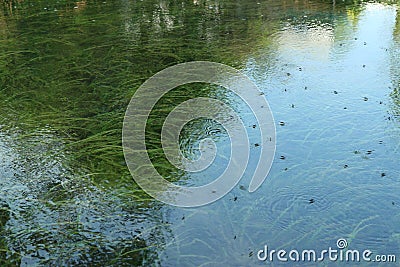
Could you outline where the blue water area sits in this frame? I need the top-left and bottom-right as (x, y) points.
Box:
(0, 0), (399, 266)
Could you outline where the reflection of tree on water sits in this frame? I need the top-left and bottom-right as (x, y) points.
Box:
(390, 7), (400, 120)
(387, 9), (400, 257)
(0, 201), (11, 265)
(0, 128), (164, 266)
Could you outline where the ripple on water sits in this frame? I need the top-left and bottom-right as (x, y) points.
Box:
(256, 184), (339, 235)
(179, 118), (227, 160)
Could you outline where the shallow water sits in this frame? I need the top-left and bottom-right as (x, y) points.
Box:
(0, 0), (399, 266)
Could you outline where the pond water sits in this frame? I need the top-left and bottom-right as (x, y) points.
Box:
(0, 0), (399, 266)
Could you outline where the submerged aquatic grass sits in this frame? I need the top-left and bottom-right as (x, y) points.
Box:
(0, 0), (399, 265)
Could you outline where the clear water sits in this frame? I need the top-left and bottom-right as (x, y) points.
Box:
(0, 0), (399, 266)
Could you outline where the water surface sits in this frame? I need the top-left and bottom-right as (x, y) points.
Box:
(0, 0), (399, 266)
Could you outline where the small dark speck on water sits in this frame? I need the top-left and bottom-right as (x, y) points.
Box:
(233, 196), (238, 201)
(284, 168), (288, 171)
(252, 124), (256, 128)
(344, 164), (348, 168)
(379, 101), (383, 104)
(259, 92), (265, 95)
(239, 185), (246, 191)
(355, 37), (358, 40)
(363, 64), (366, 68)
(284, 89), (287, 92)
(339, 43), (343, 46)
(381, 173), (386, 177)
(286, 72), (291, 76)
(379, 140), (383, 144)
(298, 67), (302, 71)
(249, 251), (253, 257)
(255, 143), (260, 147)
(291, 104), (295, 108)
(309, 198), (315, 204)
(279, 121), (285, 126)
(366, 150), (372, 155)
(344, 107), (347, 109)
(354, 150), (361, 154)
(305, 86), (308, 90)
(280, 155), (286, 160)
(212, 190), (216, 193)
(363, 97), (369, 101)
(333, 90), (338, 94)
(234, 235), (237, 239)
(182, 216), (185, 220)
(364, 42), (367, 45)
(392, 202), (395, 205)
